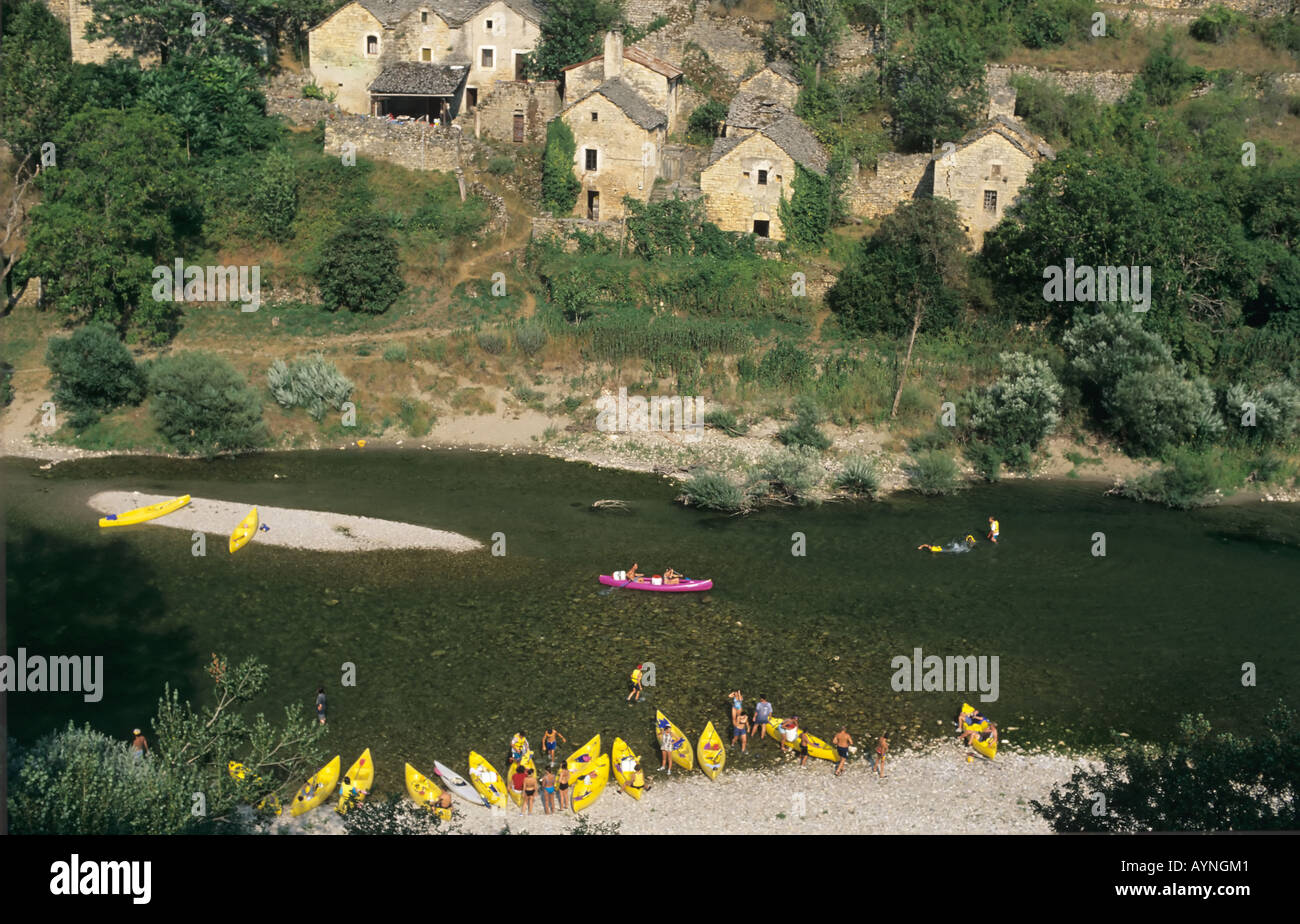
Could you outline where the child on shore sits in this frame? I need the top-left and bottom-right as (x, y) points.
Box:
(873, 733), (889, 778)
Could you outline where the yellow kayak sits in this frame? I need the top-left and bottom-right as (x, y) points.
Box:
(655, 711), (694, 771)
(227, 760), (281, 815)
(99, 494), (190, 528)
(289, 755), (340, 817)
(337, 748), (374, 814)
(611, 737), (644, 800)
(698, 721), (726, 780)
(406, 762), (442, 808)
(767, 718), (836, 762)
(507, 750), (536, 806)
(959, 702), (990, 734)
(564, 734), (601, 776)
(570, 753), (609, 813)
(971, 734), (998, 760)
(467, 751), (509, 809)
(229, 507), (258, 554)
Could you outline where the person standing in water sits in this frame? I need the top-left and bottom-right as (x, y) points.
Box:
(627, 664), (644, 703)
(542, 727), (566, 767)
(315, 687), (327, 725)
(987, 516), (1000, 544)
(833, 727), (853, 776)
(753, 695), (773, 739)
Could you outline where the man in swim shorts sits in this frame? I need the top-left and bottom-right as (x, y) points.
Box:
(988, 516), (999, 543)
(627, 664), (644, 703)
(832, 726), (853, 776)
(732, 712), (749, 753)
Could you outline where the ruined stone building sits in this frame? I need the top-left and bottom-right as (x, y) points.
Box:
(559, 79), (667, 221)
(699, 115), (829, 240)
(932, 115), (1055, 247)
(724, 61), (799, 137)
(309, 0), (543, 120)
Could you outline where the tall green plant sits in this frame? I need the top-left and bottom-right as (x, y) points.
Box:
(541, 118), (581, 215)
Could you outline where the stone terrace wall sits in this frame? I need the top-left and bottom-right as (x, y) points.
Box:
(624, 0), (693, 27)
(268, 97), (341, 123)
(844, 153), (932, 220)
(324, 113), (489, 173)
(636, 13), (767, 81)
(1102, 0), (1295, 26)
(530, 217), (625, 250)
(464, 80), (561, 145)
(987, 64), (1137, 104)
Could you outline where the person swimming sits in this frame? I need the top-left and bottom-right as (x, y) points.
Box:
(917, 544), (943, 552)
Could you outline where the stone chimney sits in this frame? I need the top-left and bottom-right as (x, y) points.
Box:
(603, 30), (623, 81)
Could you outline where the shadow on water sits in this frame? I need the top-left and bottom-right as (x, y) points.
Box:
(5, 523), (198, 743)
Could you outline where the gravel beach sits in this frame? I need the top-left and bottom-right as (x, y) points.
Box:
(88, 491), (482, 553)
(276, 740), (1097, 835)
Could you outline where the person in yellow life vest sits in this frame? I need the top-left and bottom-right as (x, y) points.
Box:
(987, 516), (1000, 543)
(917, 544), (943, 552)
(509, 733), (530, 764)
(631, 762), (645, 795)
(965, 534), (976, 544)
(627, 663), (644, 703)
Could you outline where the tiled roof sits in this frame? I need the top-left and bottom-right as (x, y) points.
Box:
(956, 115), (1055, 160)
(561, 44), (683, 79)
(369, 62), (468, 95)
(354, 0), (542, 27)
(742, 59), (797, 85)
(566, 78), (666, 130)
(726, 93), (791, 131)
(708, 114), (829, 176)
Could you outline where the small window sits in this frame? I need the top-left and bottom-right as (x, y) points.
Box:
(991, 163), (1002, 177)
(983, 190), (998, 212)
(757, 169), (768, 185)
(775, 174), (782, 183)
(421, 48), (432, 62)
(591, 112), (598, 122)
(585, 148), (598, 171)
(486, 19), (493, 31)
(753, 219), (770, 237)
(366, 35), (378, 55)
(421, 11), (428, 24)
(481, 48), (494, 68)
(742, 171), (750, 178)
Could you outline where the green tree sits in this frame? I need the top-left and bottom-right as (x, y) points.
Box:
(83, 0), (267, 65)
(19, 107), (191, 342)
(778, 164), (835, 248)
(766, 0), (848, 82)
(687, 100), (727, 143)
(315, 214), (404, 313)
(45, 323), (146, 430)
(1032, 703), (1300, 831)
(541, 118), (582, 215)
(0, 0), (78, 164)
(826, 198), (967, 417)
(968, 352), (1063, 459)
(138, 55), (275, 160)
(148, 351), (269, 455)
(252, 148), (298, 241)
(1139, 35), (1206, 106)
(1108, 369), (1222, 457)
(883, 25), (986, 151)
(527, 0), (624, 80)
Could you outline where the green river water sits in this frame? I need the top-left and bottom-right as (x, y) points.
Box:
(4, 450), (1299, 790)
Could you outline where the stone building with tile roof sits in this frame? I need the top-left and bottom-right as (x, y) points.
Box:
(562, 30), (685, 133)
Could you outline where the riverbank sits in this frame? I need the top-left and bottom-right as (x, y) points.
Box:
(87, 491), (482, 552)
(273, 739), (1098, 835)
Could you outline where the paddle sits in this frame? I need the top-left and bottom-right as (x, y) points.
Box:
(598, 573), (640, 596)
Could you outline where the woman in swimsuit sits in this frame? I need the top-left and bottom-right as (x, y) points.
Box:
(541, 769), (556, 814)
(626, 563), (641, 582)
(522, 768), (539, 814)
(663, 567), (682, 585)
(557, 766), (571, 810)
(874, 732), (889, 778)
(728, 690), (743, 725)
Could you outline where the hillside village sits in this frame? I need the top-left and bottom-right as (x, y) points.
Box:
(4, 0), (1300, 509)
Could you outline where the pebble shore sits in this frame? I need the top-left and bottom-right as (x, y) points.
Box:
(88, 491), (482, 553)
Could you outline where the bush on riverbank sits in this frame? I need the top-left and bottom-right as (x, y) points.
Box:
(267, 354), (354, 422)
(749, 447), (824, 506)
(44, 323), (146, 430)
(777, 396), (832, 451)
(906, 450), (964, 495)
(834, 455), (881, 497)
(680, 470), (748, 513)
(150, 351), (269, 455)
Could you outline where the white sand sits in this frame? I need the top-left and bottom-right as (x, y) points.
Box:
(88, 491), (482, 553)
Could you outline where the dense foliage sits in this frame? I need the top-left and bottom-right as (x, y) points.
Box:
(968, 352), (1063, 460)
(148, 351), (269, 454)
(315, 215), (404, 314)
(541, 118), (582, 215)
(267, 353), (354, 421)
(527, 0), (624, 80)
(44, 323), (146, 430)
(778, 164), (836, 248)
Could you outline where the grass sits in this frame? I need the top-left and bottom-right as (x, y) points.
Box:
(1000, 24), (1297, 75)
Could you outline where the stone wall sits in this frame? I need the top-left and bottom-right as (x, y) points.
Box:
(932, 133), (1039, 248)
(1104, 0), (1293, 13)
(659, 143), (709, 184)
(986, 64), (1138, 104)
(635, 13), (767, 84)
(324, 112), (488, 172)
(529, 217), (625, 250)
(309, 3), (389, 114)
(624, 0), (693, 28)
(844, 153), (932, 220)
(57, 0), (144, 64)
(268, 96), (342, 124)
(465, 80), (560, 144)
(699, 134), (798, 239)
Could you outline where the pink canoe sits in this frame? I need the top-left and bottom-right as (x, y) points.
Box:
(599, 575), (713, 592)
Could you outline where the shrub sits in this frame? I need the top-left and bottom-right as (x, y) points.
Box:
(1108, 370), (1222, 457)
(964, 441), (1003, 482)
(1118, 449), (1232, 509)
(515, 321), (548, 356)
(758, 341), (815, 388)
(704, 408), (748, 436)
(1223, 380), (1300, 444)
(398, 397), (435, 437)
(969, 352), (1063, 458)
(251, 148), (297, 242)
(150, 351), (268, 454)
(906, 450), (962, 495)
(315, 214), (404, 313)
(1, 362), (13, 407)
(302, 83), (325, 100)
(383, 343), (408, 363)
(681, 470), (748, 513)
(541, 118), (580, 214)
(476, 329), (507, 354)
(777, 395), (832, 451)
(834, 455), (880, 497)
(1190, 6), (1244, 44)
(486, 155), (515, 175)
(777, 164), (834, 249)
(1140, 36), (1206, 105)
(751, 446), (824, 505)
(45, 323), (146, 430)
(267, 354), (354, 421)
(686, 100), (726, 143)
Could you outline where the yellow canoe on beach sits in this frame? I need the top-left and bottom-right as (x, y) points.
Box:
(467, 751), (509, 809)
(98, 494), (190, 528)
(229, 507), (258, 554)
(971, 735), (998, 760)
(290, 755), (340, 817)
(767, 718), (836, 762)
(571, 753), (609, 812)
(698, 721), (726, 780)
(507, 750), (536, 806)
(406, 762), (442, 807)
(611, 737), (644, 800)
(565, 734), (601, 776)
(337, 748), (374, 814)
(655, 711), (694, 771)
(227, 760), (281, 815)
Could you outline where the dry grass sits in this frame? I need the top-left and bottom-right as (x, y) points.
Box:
(1002, 26), (1298, 75)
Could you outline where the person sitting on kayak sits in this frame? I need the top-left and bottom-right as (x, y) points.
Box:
(626, 563), (641, 582)
(436, 791), (454, 821)
(958, 709), (989, 745)
(663, 568), (682, 585)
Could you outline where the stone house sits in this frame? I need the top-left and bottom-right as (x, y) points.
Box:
(931, 115), (1054, 247)
(309, 0), (542, 118)
(559, 80), (667, 221)
(699, 115), (828, 240)
(725, 60), (799, 137)
(562, 31), (684, 134)
(737, 60), (798, 109)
